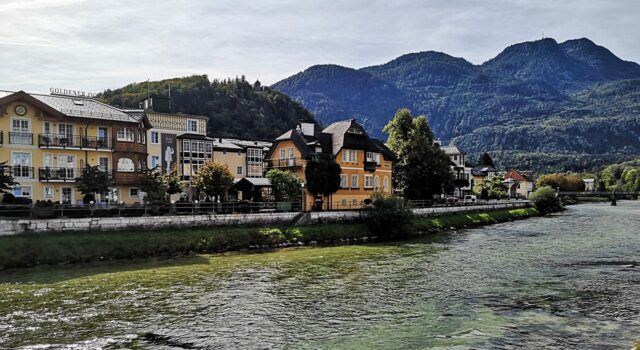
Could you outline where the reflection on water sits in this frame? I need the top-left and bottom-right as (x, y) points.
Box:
(1, 202), (639, 349)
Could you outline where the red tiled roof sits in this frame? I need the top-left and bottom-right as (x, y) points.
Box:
(504, 170), (528, 182)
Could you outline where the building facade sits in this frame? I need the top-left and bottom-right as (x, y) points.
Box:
(503, 169), (535, 199)
(266, 120), (395, 210)
(0, 90), (149, 204)
(440, 144), (473, 197)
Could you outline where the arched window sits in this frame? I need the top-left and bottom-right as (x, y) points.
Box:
(117, 128), (133, 141)
(375, 176), (380, 191)
(383, 176), (390, 193)
(117, 158), (134, 172)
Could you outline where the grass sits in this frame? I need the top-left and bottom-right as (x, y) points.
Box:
(0, 208), (539, 270)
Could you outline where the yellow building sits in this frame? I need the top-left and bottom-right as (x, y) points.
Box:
(266, 120), (395, 210)
(471, 166), (498, 193)
(0, 90), (149, 204)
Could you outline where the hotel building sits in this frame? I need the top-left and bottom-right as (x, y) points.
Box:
(0, 90), (149, 204)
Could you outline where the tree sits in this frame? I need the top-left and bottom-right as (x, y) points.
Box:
(383, 108), (454, 199)
(192, 159), (234, 201)
(266, 169), (301, 202)
(478, 176), (507, 199)
(536, 173), (585, 191)
(139, 170), (167, 203)
(162, 165), (183, 197)
(304, 157), (341, 209)
(75, 165), (114, 202)
(530, 186), (563, 214)
(478, 152), (495, 167)
(0, 161), (17, 195)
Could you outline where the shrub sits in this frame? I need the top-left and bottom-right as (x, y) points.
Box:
(530, 186), (563, 214)
(13, 197), (32, 205)
(364, 196), (414, 239)
(82, 193), (95, 204)
(2, 193), (15, 204)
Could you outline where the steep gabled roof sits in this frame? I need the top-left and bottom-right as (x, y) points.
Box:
(504, 169), (528, 182)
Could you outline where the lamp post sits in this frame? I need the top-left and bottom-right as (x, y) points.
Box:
(300, 182), (305, 212)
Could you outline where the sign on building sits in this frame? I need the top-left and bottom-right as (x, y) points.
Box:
(161, 133), (177, 174)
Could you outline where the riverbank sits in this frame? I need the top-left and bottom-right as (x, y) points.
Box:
(0, 207), (538, 270)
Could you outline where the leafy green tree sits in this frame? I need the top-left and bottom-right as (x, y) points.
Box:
(383, 108), (454, 199)
(478, 152), (495, 167)
(266, 169), (301, 202)
(530, 186), (563, 214)
(304, 158), (341, 209)
(478, 176), (507, 199)
(75, 165), (114, 203)
(162, 165), (183, 197)
(536, 173), (585, 191)
(139, 170), (167, 203)
(0, 161), (17, 195)
(192, 159), (234, 201)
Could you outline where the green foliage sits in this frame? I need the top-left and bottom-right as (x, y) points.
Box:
(163, 165), (183, 196)
(98, 75), (315, 140)
(530, 186), (563, 214)
(192, 159), (234, 200)
(0, 161), (18, 194)
(365, 195), (414, 238)
(139, 170), (167, 203)
(599, 159), (640, 192)
(75, 165), (114, 197)
(304, 158), (341, 197)
(536, 173), (585, 191)
(266, 169), (301, 202)
(478, 176), (507, 199)
(384, 109), (454, 199)
(478, 152), (494, 167)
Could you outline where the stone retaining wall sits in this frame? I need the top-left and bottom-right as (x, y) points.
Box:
(0, 202), (530, 236)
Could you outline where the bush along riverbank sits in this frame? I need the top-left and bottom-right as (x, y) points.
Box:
(0, 206), (540, 270)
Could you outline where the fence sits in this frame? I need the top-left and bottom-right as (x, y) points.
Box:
(0, 201), (302, 219)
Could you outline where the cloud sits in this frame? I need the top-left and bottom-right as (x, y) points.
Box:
(0, 0), (637, 93)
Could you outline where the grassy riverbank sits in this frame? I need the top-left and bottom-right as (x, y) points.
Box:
(0, 207), (538, 269)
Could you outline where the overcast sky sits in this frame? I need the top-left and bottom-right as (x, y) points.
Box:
(1, 0), (638, 94)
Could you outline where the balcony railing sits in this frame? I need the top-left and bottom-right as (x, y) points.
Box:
(268, 157), (302, 168)
(9, 132), (33, 145)
(11, 165), (34, 179)
(364, 160), (378, 172)
(38, 134), (113, 150)
(38, 167), (113, 182)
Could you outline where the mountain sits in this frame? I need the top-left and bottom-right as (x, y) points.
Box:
(273, 38), (640, 171)
(98, 75), (315, 140)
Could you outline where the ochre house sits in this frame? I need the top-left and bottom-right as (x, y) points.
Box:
(266, 120), (395, 210)
(0, 90), (149, 204)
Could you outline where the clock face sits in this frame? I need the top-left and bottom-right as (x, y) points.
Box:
(15, 105), (27, 116)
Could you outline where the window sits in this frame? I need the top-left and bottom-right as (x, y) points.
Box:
(43, 122), (51, 135)
(59, 123), (73, 138)
(97, 157), (109, 172)
(73, 100), (84, 106)
(351, 174), (359, 188)
(11, 119), (31, 144)
(352, 199), (358, 205)
(187, 120), (198, 132)
(150, 156), (160, 169)
(364, 175), (373, 188)
(279, 149), (286, 160)
(44, 186), (53, 199)
(237, 150), (242, 156)
(61, 188), (72, 204)
(137, 131), (146, 144)
(237, 166), (243, 175)
(129, 188), (140, 198)
(183, 140), (191, 152)
(343, 149), (356, 162)
(288, 148), (294, 159)
(98, 127), (108, 142)
(117, 128), (133, 141)
(12, 152), (32, 178)
(117, 158), (134, 172)
(384, 176), (390, 192)
(340, 175), (348, 188)
(222, 150), (227, 155)
(375, 176), (381, 191)
(13, 186), (31, 197)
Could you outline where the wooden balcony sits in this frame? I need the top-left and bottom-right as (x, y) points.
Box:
(268, 157), (303, 169)
(114, 142), (146, 154)
(114, 171), (145, 185)
(38, 134), (113, 150)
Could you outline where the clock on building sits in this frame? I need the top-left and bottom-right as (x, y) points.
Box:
(15, 105), (27, 116)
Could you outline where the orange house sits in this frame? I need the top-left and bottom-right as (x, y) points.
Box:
(266, 120), (395, 210)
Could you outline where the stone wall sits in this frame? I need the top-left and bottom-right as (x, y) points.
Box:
(0, 202), (530, 236)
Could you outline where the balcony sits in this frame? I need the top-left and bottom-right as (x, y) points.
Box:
(268, 157), (302, 169)
(9, 132), (33, 145)
(114, 171), (145, 185)
(114, 142), (146, 154)
(364, 160), (378, 172)
(38, 167), (77, 182)
(11, 166), (34, 179)
(38, 134), (113, 150)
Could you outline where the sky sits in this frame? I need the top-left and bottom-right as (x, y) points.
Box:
(1, 0), (639, 94)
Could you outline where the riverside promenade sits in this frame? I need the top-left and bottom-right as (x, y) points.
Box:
(0, 201), (530, 236)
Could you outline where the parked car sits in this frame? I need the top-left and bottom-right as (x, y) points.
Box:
(463, 195), (477, 204)
(445, 196), (459, 205)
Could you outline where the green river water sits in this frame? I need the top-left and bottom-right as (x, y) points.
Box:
(0, 202), (639, 349)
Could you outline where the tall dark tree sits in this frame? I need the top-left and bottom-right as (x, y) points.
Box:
(0, 161), (17, 194)
(305, 158), (341, 209)
(478, 152), (495, 167)
(75, 165), (114, 202)
(384, 109), (454, 199)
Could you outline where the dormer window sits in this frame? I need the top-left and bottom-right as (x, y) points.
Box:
(73, 100), (84, 106)
(187, 120), (198, 132)
(347, 126), (364, 134)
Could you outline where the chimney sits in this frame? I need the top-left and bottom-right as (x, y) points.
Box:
(300, 122), (315, 136)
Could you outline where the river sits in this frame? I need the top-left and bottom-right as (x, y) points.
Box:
(0, 202), (639, 349)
